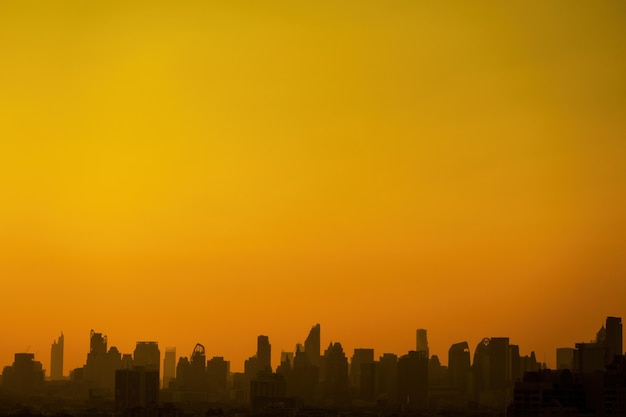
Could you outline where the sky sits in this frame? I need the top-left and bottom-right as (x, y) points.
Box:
(1, 1), (625, 375)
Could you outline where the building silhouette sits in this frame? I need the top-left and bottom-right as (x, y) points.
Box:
(377, 353), (398, 406)
(323, 342), (350, 405)
(207, 356), (229, 402)
(416, 329), (429, 357)
(115, 366), (159, 411)
(134, 341), (160, 372)
(305, 324), (321, 372)
(163, 347), (176, 389)
(471, 337), (515, 408)
(250, 372), (287, 410)
(557, 347), (575, 370)
(81, 330), (125, 394)
(257, 335), (272, 373)
(398, 350), (428, 409)
(350, 348), (374, 391)
(606, 316), (623, 365)
(50, 332), (64, 380)
(172, 343), (209, 401)
(448, 341), (470, 396)
(290, 345), (318, 404)
(2, 353), (45, 395)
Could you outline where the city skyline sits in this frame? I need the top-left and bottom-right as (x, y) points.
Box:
(2, 317), (624, 378)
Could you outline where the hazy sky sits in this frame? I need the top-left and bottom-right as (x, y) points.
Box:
(1, 1), (625, 374)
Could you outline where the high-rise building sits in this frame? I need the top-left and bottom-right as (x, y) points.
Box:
(305, 324), (321, 370)
(115, 367), (159, 411)
(448, 342), (470, 394)
(291, 345), (318, 404)
(83, 329), (123, 391)
(257, 335), (272, 373)
(398, 350), (428, 409)
(1, 353), (45, 394)
(50, 332), (64, 380)
(416, 329), (429, 357)
(556, 348), (575, 370)
(163, 347), (176, 389)
(488, 337), (511, 391)
(134, 342), (160, 372)
(324, 342), (350, 405)
(207, 356), (229, 402)
(606, 316), (623, 364)
(350, 348), (374, 389)
(90, 330), (107, 355)
(377, 353), (398, 405)
(574, 342), (606, 373)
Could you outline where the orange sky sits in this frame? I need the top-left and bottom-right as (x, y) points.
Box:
(1, 1), (625, 375)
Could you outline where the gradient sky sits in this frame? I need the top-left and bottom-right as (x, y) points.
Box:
(1, 1), (625, 375)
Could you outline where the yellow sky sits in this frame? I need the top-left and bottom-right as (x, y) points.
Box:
(1, 1), (625, 374)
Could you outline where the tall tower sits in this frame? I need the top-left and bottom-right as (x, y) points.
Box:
(416, 329), (429, 357)
(305, 324), (321, 370)
(134, 342), (161, 372)
(163, 347), (176, 388)
(448, 342), (470, 394)
(605, 316), (623, 364)
(90, 330), (107, 354)
(257, 335), (272, 373)
(50, 333), (64, 380)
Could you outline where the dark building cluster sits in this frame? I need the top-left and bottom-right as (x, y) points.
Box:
(0, 318), (624, 417)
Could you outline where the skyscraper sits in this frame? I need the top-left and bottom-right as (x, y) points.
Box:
(305, 324), (321, 370)
(323, 342), (350, 405)
(398, 350), (428, 409)
(257, 335), (272, 373)
(163, 347), (176, 389)
(134, 341), (160, 372)
(448, 342), (470, 394)
(556, 347), (575, 370)
(350, 348), (374, 389)
(605, 316), (623, 364)
(50, 332), (64, 380)
(90, 330), (107, 354)
(416, 329), (429, 357)
(377, 353), (398, 405)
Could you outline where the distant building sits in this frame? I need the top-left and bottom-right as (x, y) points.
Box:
(377, 353), (398, 405)
(163, 347), (176, 389)
(350, 348), (374, 390)
(207, 356), (229, 402)
(448, 342), (470, 395)
(557, 347), (575, 370)
(471, 337), (515, 409)
(250, 372), (287, 410)
(50, 332), (64, 380)
(305, 324), (321, 373)
(2, 353), (45, 395)
(416, 329), (429, 357)
(507, 370), (585, 417)
(323, 342), (350, 405)
(398, 350), (428, 409)
(606, 316), (623, 364)
(83, 329), (124, 393)
(575, 342), (607, 374)
(134, 341), (160, 372)
(172, 343), (209, 401)
(257, 335), (272, 373)
(115, 366), (159, 411)
(360, 361), (377, 402)
(291, 345), (318, 404)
